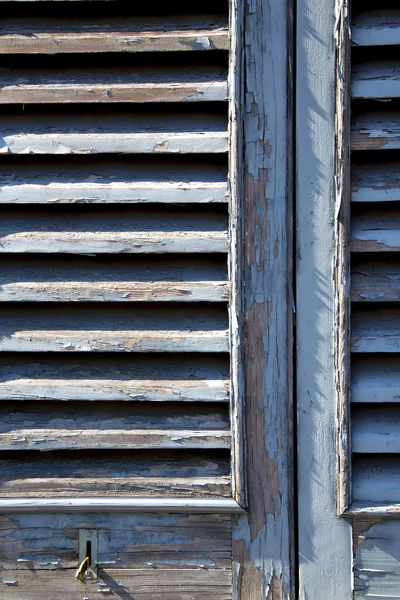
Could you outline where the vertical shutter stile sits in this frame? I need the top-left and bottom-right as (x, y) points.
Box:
(0, 0), (234, 502)
(351, 0), (400, 505)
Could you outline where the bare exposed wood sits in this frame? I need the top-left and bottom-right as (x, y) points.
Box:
(353, 455), (400, 503)
(352, 162), (400, 202)
(352, 355), (400, 403)
(352, 259), (400, 302)
(0, 16), (229, 54)
(352, 208), (400, 252)
(0, 65), (228, 104)
(0, 355), (230, 403)
(334, 0), (351, 515)
(351, 111), (400, 151)
(232, 0), (295, 598)
(345, 504), (400, 516)
(352, 406), (400, 453)
(352, 61), (400, 99)
(352, 10), (400, 46)
(0, 450), (231, 497)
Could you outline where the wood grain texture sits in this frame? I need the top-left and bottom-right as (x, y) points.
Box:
(232, 0), (295, 598)
(353, 455), (400, 503)
(0, 16), (229, 54)
(0, 513), (232, 598)
(0, 450), (231, 497)
(0, 355), (230, 403)
(296, 0), (353, 597)
(352, 306), (400, 353)
(352, 207), (400, 252)
(352, 9), (400, 46)
(352, 162), (400, 202)
(353, 520), (400, 599)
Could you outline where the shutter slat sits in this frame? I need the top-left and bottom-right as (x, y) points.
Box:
(352, 162), (400, 202)
(352, 208), (400, 252)
(0, 18), (229, 54)
(352, 10), (400, 47)
(0, 355), (230, 403)
(352, 259), (400, 302)
(353, 407), (400, 453)
(352, 61), (400, 99)
(352, 307), (400, 353)
(351, 112), (400, 151)
(352, 356), (400, 404)
(353, 456), (400, 503)
(0, 450), (231, 497)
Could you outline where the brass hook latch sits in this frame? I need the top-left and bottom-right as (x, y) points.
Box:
(75, 530), (98, 584)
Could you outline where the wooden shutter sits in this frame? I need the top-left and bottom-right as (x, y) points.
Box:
(0, 0), (240, 508)
(351, 0), (400, 506)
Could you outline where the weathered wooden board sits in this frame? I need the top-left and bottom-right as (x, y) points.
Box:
(352, 355), (400, 403)
(352, 10), (400, 46)
(352, 162), (400, 202)
(353, 456), (400, 503)
(0, 355), (230, 403)
(0, 65), (228, 104)
(352, 61), (400, 99)
(0, 401), (230, 450)
(352, 208), (400, 252)
(352, 306), (400, 353)
(0, 304), (229, 353)
(0, 513), (232, 599)
(0, 16), (229, 54)
(0, 255), (228, 302)
(352, 259), (400, 302)
(0, 450), (231, 497)
(0, 206), (228, 254)
(351, 111), (400, 150)
(352, 405), (400, 452)
(0, 112), (228, 155)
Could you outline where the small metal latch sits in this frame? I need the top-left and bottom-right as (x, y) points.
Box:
(75, 529), (98, 584)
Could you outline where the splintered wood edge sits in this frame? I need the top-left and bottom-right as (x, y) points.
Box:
(344, 504), (400, 518)
(0, 497), (245, 513)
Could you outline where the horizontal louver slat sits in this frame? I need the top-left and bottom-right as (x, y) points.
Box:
(352, 61), (400, 99)
(352, 162), (400, 202)
(352, 406), (400, 453)
(352, 10), (400, 47)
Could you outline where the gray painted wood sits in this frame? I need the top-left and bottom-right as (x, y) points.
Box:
(296, 0), (353, 597)
(352, 258), (400, 302)
(0, 112), (228, 155)
(352, 10), (400, 46)
(352, 61), (400, 99)
(352, 406), (400, 453)
(0, 16), (229, 54)
(352, 355), (400, 403)
(0, 450), (231, 497)
(351, 111), (400, 151)
(0, 355), (230, 403)
(353, 456), (400, 503)
(353, 520), (400, 599)
(0, 304), (229, 353)
(352, 162), (400, 202)
(232, 0), (296, 598)
(352, 207), (400, 252)
(352, 306), (400, 353)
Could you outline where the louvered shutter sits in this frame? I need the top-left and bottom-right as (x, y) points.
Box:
(0, 0), (238, 507)
(351, 0), (400, 505)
